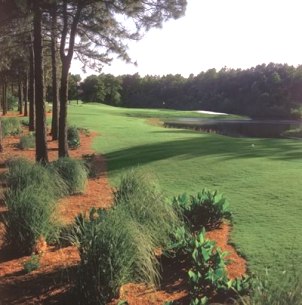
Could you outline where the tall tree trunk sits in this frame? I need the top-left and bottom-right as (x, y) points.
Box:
(2, 82), (7, 115)
(59, 60), (69, 157)
(18, 80), (23, 114)
(51, 4), (59, 140)
(58, 1), (82, 157)
(33, 0), (48, 164)
(24, 74), (28, 116)
(29, 36), (35, 131)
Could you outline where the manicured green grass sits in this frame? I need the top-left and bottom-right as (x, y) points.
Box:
(69, 103), (302, 281)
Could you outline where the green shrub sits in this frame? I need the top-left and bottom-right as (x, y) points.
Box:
(3, 185), (60, 255)
(172, 189), (232, 230)
(5, 158), (67, 199)
(19, 134), (35, 150)
(49, 157), (88, 195)
(71, 207), (159, 305)
(23, 254), (41, 273)
(1, 117), (21, 137)
(67, 126), (80, 149)
(114, 169), (181, 248)
(7, 94), (18, 110)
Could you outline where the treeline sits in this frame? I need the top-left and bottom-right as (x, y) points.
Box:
(76, 63), (302, 119)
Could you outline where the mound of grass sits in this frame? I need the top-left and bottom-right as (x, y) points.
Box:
(72, 208), (159, 305)
(19, 134), (35, 150)
(49, 157), (88, 195)
(1, 117), (21, 136)
(5, 158), (67, 198)
(114, 169), (181, 248)
(3, 185), (60, 255)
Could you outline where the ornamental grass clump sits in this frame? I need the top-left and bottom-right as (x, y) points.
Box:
(18, 134), (35, 150)
(3, 185), (60, 255)
(2, 158), (67, 255)
(5, 158), (68, 198)
(49, 157), (88, 195)
(71, 208), (159, 305)
(114, 169), (181, 248)
(1, 117), (21, 136)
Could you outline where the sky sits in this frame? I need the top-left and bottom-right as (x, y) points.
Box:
(70, 0), (302, 78)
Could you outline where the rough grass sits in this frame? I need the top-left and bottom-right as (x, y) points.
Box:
(68, 103), (302, 283)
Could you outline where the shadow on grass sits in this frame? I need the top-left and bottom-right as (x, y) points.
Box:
(105, 133), (302, 173)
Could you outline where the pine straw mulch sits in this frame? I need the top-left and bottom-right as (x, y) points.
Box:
(0, 121), (247, 305)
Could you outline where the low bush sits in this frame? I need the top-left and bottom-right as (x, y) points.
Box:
(5, 158), (67, 198)
(67, 126), (80, 149)
(172, 189), (232, 230)
(2, 159), (67, 254)
(71, 208), (159, 305)
(1, 117), (21, 137)
(49, 157), (88, 194)
(19, 134), (35, 150)
(3, 185), (60, 255)
(23, 254), (41, 273)
(114, 169), (181, 248)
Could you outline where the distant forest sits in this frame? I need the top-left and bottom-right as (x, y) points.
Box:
(70, 63), (302, 119)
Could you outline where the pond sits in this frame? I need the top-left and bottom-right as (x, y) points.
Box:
(164, 118), (302, 138)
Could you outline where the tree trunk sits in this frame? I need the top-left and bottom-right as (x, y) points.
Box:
(2, 83), (7, 115)
(33, 0), (48, 164)
(51, 4), (59, 140)
(58, 60), (69, 157)
(18, 80), (23, 115)
(29, 36), (35, 131)
(24, 74), (28, 116)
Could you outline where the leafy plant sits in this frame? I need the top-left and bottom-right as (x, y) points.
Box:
(172, 189), (232, 230)
(67, 126), (80, 149)
(23, 255), (41, 273)
(48, 157), (88, 194)
(71, 207), (159, 305)
(18, 134), (35, 150)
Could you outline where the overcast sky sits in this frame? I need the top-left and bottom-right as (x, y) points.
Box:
(70, 0), (302, 78)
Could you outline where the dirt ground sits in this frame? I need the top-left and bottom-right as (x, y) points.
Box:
(0, 117), (246, 305)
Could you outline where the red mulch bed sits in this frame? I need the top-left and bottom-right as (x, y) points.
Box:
(0, 116), (246, 305)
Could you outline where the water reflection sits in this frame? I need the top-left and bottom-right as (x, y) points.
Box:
(164, 118), (302, 138)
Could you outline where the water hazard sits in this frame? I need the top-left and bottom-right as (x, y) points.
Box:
(164, 118), (302, 138)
